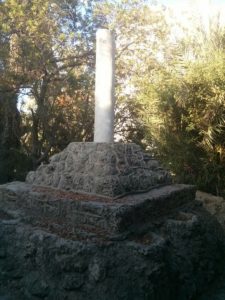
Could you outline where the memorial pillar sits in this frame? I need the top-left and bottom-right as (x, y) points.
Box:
(94, 29), (115, 143)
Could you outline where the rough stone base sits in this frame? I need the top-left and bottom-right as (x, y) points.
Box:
(0, 182), (225, 300)
(0, 181), (195, 235)
(26, 143), (171, 197)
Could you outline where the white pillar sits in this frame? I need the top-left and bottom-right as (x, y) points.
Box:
(94, 29), (115, 143)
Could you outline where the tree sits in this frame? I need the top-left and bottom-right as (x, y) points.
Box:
(137, 10), (225, 195)
(0, 0), (102, 171)
(0, 1), (25, 183)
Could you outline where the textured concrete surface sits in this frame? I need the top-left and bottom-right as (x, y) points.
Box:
(194, 192), (225, 300)
(26, 143), (171, 197)
(0, 182), (225, 300)
(0, 182), (195, 234)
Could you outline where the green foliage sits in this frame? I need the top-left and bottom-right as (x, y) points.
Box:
(0, 0), (100, 170)
(139, 48), (225, 196)
(0, 148), (32, 183)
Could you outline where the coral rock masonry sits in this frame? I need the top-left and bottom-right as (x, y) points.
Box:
(26, 142), (172, 198)
(0, 180), (225, 300)
(1, 143), (225, 299)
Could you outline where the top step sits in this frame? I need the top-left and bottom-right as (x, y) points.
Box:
(26, 142), (172, 198)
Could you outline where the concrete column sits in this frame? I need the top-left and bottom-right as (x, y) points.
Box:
(94, 29), (115, 143)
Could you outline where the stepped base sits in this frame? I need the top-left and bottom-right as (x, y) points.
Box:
(0, 182), (195, 235)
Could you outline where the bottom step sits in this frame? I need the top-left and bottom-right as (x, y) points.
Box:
(0, 182), (196, 234)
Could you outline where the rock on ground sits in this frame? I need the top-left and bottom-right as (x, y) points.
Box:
(195, 191), (225, 300)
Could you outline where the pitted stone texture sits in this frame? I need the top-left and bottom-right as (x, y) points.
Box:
(0, 182), (196, 234)
(0, 189), (225, 300)
(26, 143), (171, 197)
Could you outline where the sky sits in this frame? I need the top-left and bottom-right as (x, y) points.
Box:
(155, 0), (225, 33)
(158, 0), (225, 5)
(154, 0), (225, 25)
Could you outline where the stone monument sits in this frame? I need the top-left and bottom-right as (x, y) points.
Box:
(0, 29), (224, 300)
(22, 28), (196, 234)
(26, 29), (172, 198)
